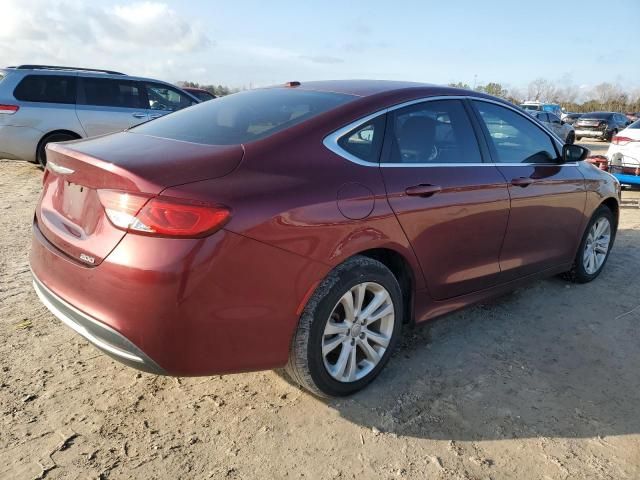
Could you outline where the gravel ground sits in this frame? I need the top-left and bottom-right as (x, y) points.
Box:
(1, 158), (639, 480)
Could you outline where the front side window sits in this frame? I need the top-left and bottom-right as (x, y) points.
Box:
(337, 115), (386, 163)
(81, 78), (142, 108)
(13, 75), (77, 104)
(145, 83), (197, 112)
(386, 99), (482, 164)
(473, 101), (559, 164)
(131, 88), (355, 145)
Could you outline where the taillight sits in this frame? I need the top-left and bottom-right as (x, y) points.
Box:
(612, 136), (633, 145)
(0, 104), (19, 114)
(97, 190), (230, 238)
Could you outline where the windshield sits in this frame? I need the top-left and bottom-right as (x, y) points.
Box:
(131, 88), (355, 145)
(0, 70), (6, 82)
(629, 119), (640, 129)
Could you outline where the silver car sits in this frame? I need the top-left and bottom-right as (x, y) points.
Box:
(0, 65), (199, 166)
(528, 110), (576, 144)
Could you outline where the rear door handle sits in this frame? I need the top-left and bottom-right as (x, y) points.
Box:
(511, 177), (534, 187)
(405, 184), (442, 197)
(149, 113), (164, 119)
(132, 112), (147, 118)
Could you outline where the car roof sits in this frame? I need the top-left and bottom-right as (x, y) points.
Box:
(279, 79), (438, 97)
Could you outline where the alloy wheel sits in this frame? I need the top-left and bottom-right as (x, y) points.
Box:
(322, 282), (395, 383)
(583, 217), (611, 275)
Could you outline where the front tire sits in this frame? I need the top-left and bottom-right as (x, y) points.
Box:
(564, 205), (615, 283)
(285, 256), (403, 397)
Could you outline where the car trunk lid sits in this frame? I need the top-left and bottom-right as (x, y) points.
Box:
(36, 133), (243, 266)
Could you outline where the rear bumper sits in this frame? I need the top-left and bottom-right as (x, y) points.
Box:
(32, 273), (166, 374)
(0, 125), (42, 161)
(30, 220), (327, 376)
(574, 128), (608, 139)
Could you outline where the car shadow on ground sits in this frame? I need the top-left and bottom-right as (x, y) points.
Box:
(301, 223), (640, 441)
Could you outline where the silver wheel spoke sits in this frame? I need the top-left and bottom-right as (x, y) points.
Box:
(323, 335), (345, 356)
(332, 343), (351, 378)
(324, 321), (349, 336)
(359, 291), (389, 321)
(365, 303), (393, 325)
(347, 345), (358, 381)
(365, 330), (390, 348)
(358, 338), (380, 364)
(339, 292), (355, 322)
(353, 283), (366, 317)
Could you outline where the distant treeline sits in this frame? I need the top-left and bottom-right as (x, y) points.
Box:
(448, 79), (640, 113)
(177, 81), (242, 97)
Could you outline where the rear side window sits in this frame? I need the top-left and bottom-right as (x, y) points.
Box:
(81, 78), (143, 109)
(13, 75), (77, 104)
(338, 115), (386, 163)
(131, 88), (355, 145)
(386, 99), (482, 164)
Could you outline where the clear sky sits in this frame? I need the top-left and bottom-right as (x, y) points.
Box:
(2, 0), (639, 93)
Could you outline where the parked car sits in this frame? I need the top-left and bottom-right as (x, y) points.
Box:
(30, 80), (620, 397)
(574, 111), (632, 142)
(181, 87), (217, 102)
(520, 101), (563, 118)
(606, 119), (640, 183)
(528, 110), (575, 143)
(625, 112), (640, 122)
(562, 112), (582, 125)
(0, 65), (200, 166)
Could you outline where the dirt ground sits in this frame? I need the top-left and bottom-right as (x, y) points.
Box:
(1, 155), (640, 480)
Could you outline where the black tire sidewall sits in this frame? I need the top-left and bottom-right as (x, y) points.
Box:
(573, 206), (615, 283)
(37, 133), (76, 167)
(305, 261), (403, 396)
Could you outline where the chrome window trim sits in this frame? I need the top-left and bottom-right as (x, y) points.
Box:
(323, 95), (570, 168)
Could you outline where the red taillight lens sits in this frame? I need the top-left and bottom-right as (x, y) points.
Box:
(97, 190), (230, 238)
(0, 104), (19, 114)
(612, 136), (633, 145)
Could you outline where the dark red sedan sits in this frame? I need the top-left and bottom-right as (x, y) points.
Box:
(30, 80), (620, 397)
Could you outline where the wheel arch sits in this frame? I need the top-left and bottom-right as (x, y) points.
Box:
(36, 129), (83, 157)
(601, 196), (619, 228)
(355, 247), (416, 324)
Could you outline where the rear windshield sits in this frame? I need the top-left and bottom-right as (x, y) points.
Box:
(131, 88), (356, 145)
(520, 104), (541, 111)
(582, 112), (612, 119)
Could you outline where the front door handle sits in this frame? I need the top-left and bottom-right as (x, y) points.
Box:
(149, 113), (164, 119)
(132, 112), (147, 118)
(511, 177), (534, 187)
(405, 184), (442, 197)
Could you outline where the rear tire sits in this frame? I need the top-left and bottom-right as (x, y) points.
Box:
(562, 205), (615, 283)
(36, 132), (78, 168)
(285, 256), (403, 397)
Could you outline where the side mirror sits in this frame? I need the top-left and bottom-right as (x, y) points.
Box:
(562, 144), (589, 163)
(560, 120), (566, 125)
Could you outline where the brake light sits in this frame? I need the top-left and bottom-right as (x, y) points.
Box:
(0, 104), (19, 114)
(612, 136), (634, 145)
(97, 190), (230, 238)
